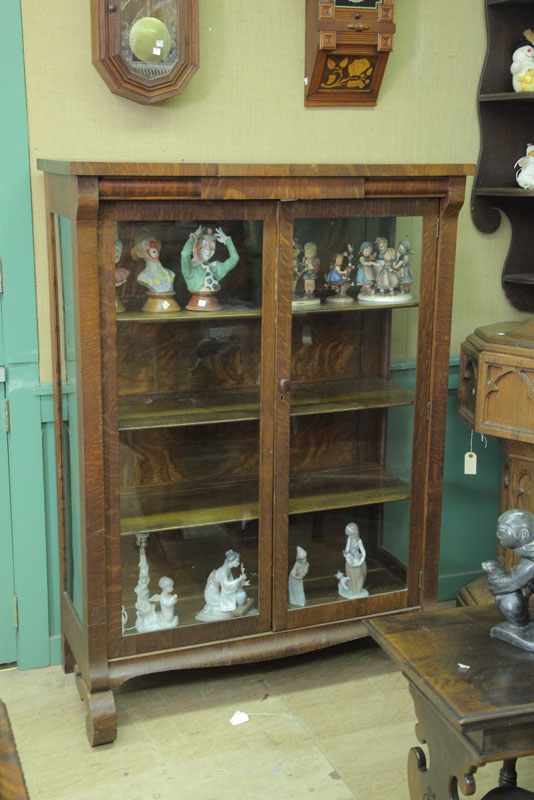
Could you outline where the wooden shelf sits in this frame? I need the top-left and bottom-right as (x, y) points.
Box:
(116, 298), (419, 324)
(503, 273), (534, 284)
(479, 92), (534, 102)
(118, 377), (414, 430)
(475, 187), (534, 197)
(289, 563), (406, 610)
(120, 464), (410, 535)
(117, 307), (262, 323)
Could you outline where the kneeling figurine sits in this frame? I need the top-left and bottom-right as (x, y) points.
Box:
(482, 508), (534, 651)
(196, 549), (257, 622)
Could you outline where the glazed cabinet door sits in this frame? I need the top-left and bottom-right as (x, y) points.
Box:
(101, 202), (277, 657)
(273, 198), (440, 630)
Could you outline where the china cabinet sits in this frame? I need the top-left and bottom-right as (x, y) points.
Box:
(38, 160), (471, 745)
(472, 0), (534, 312)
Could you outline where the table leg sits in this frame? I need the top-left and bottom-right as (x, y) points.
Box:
(407, 685), (534, 800)
(408, 683), (479, 799)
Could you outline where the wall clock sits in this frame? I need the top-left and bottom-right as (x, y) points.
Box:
(91, 0), (199, 104)
(305, 0), (395, 107)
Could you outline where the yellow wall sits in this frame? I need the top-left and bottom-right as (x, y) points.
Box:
(21, 0), (526, 380)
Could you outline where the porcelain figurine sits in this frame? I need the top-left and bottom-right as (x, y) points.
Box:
(149, 576), (179, 629)
(396, 239), (414, 296)
(337, 523), (368, 599)
(326, 249), (354, 305)
(196, 549), (256, 621)
(515, 143), (534, 189)
(133, 534), (179, 633)
(511, 31), (534, 93)
(355, 241), (379, 295)
(132, 229), (180, 313)
(358, 236), (414, 305)
(288, 546), (309, 606)
(114, 235), (129, 313)
(134, 533), (159, 633)
(181, 225), (239, 311)
(375, 247), (400, 295)
(292, 241), (321, 308)
(291, 239), (303, 299)
(374, 236), (388, 263)
(482, 509), (534, 651)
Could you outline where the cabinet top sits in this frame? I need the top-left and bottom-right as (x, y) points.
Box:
(37, 160), (475, 178)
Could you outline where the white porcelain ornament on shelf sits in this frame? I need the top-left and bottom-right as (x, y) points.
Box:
(511, 30), (534, 93)
(337, 523), (369, 600)
(196, 550), (257, 621)
(288, 546), (310, 607)
(515, 143), (534, 189)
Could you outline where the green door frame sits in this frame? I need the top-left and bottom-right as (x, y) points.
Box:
(0, 0), (52, 668)
(0, 299), (16, 664)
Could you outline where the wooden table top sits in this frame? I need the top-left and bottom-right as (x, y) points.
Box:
(366, 605), (534, 732)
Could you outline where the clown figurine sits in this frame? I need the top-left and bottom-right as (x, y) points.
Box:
(132, 229), (179, 313)
(181, 225), (239, 311)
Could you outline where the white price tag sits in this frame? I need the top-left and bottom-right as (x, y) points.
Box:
(155, 39), (164, 47)
(152, 47), (161, 56)
(464, 451), (477, 475)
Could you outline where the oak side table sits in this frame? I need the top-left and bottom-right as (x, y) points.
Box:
(366, 606), (534, 799)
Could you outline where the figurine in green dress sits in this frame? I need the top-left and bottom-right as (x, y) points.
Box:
(181, 225), (239, 311)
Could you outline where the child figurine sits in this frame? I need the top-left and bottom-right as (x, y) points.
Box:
(355, 241), (378, 295)
(511, 30), (534, 92)
(292, 241), (321, 308)
(149, 576), (179, 629)
(396, 239), (414, 295)
(375, 247), (400, 295)
(337, 523), (368, 599)
(326, 249), (354, 303)
(327, 252), (349, 286)
(288, 546), (309, 607)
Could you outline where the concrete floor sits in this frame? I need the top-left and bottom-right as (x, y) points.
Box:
(1, 638), (533, 799)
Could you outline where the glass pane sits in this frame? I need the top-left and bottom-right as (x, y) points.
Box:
(288, 215), (421, 611)
(115, 219), (263, 636)
(120, 0), (179, 80)
(55, 215), (83, 619)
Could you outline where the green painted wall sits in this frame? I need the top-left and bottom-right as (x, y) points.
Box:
(0, 0), (51, 668)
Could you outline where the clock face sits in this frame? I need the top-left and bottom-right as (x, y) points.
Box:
(334, 0), (382, 7)
(120, 0), (179, 77)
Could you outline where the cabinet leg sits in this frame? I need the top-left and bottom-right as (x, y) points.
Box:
(62, 635), (75, 674)
(74, 666), (117, 746)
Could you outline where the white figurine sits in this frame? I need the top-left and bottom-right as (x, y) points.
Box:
(515, 144), (534, 189)
(288, 546), (309, 606)
(196, 550), (256, 621)
(134, 534), (155, 632)
(132, 228), (180, 312)
(337, 522), (369, 599)
(134, 534), (178, 633)
(149, 576), (178, 629)
(511, 32), (534, 93)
